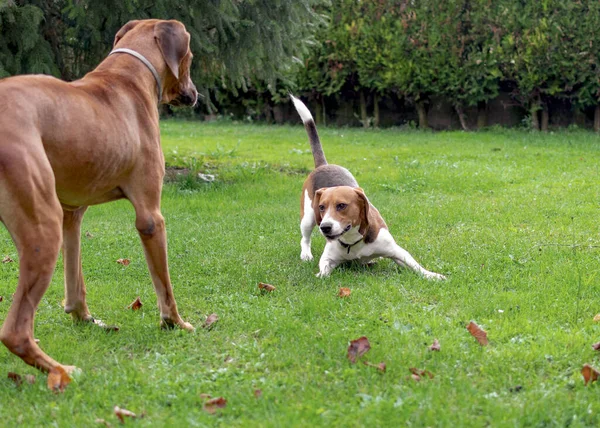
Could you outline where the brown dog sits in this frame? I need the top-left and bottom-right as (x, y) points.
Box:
(0, 19), (197, 374)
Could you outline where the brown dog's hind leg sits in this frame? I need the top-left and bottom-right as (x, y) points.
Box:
(133, 204), (194, 331)
(0, 146), (76, 373)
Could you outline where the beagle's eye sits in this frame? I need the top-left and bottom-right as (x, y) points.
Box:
(318, 205), (325, 212)
(336, 203), (347, 211)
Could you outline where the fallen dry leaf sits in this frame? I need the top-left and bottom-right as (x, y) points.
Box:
(224, 355), (233, 363)
(258, 282), (276, 292)
(47, 366), (71, 393)
(25, 374), (36, 384)
(116, 258), (130, 266)
(8, 372), (22, 386)
(363, 361), (386, 372)
(347, 336), (371, 364)
(338, 287), (351, 298)
(409, 367), (434, 381)
(127, 297), (143, 311)
(582, 364), (600, 386)
(0, 296), (3, 302)
(203, 397), (227, 414)
(203, 313), (218, 329)
(114, 406), (137, 423)
(467, 321), (488, 346)
(85, 231), (94, 239)
(254, 389), (262, 398)
(429, 339), (441, 351)
(199, 393), (212, 399)
(2, 255), (13, 263)
(593, 342), (600, 351)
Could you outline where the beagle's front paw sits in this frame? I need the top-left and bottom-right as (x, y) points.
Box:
(301, 250), (314, 261)
(424, 272), (446, 281)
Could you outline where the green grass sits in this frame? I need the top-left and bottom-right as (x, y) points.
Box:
(2, 121), (600, 426)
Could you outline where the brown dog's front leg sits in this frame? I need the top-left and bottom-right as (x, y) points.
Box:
(134, 207), (194, 331)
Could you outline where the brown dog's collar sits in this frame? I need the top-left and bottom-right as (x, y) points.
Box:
(109, 48), (162, 103)
(338, 237), (364, 254)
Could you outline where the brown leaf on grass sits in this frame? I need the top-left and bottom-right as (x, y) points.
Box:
(409, 367), (434, 381)
(2, 255), (13, 263)
(25, 374), (36, 384)
(85, 231), (94, 239)
(254, 389), (262, 398)
(116, 258), (130, 266)
(127, 297), (143, 311)
(593, 342), (600, 351)
(363, 361), (386, 372)
(347, 336), (371, 364)
(582, 364), (600, 386)
(114, 406), (137, 423)
(258, 282), (276, 292)
(203, 313), (218, 329)
(224, 355), (233, 363)
(594, 314), (600, 322)
(203, 397), (227, 414)
(467, 321), (488, 346)
(47, 366), (71, 393)
(199, 393), (212, 399)
(8, 372), (22, 386)
(429, 339), (441, 351)
(0, 296), (3, 302)
(338, 287), (351, 298)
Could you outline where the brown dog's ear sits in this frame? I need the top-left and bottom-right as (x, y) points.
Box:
(312, 189), (325, 225)
(154, 20), (190, 78)
(113, 20), (141, 48)
(354, 187), (370, 235)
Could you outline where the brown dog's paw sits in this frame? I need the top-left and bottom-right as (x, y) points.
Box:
(160, 316), (195, 332)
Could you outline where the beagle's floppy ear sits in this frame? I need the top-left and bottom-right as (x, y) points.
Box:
(354, 187), (370, 235)
(312, 189), (325, 225)
(113, 20), (141, 48)
(154, 20), (190, 78)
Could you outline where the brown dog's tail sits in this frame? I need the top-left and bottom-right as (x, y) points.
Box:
(290, 94), (327, 168)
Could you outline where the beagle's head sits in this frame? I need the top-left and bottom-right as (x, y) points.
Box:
(313, 186), (370, 240)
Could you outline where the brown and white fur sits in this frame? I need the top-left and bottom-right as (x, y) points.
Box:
(291, 95), (445, 280)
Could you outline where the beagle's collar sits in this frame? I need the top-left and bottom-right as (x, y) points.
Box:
(338, 236), (364, 254)
(109, 48), (162, 103)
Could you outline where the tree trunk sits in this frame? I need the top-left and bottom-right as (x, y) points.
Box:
(315, 98), (324, 126)
(359, 90), (369, 128)
(540, 103), (549, 132)
(321, 96), (327, 126)
(373, 93), (380, 128)
(595, 105), (600, 132)
(416, 100), (428, 129)
(530, 99), (541, 131)
(455, 104), (469, 131)
(477, 101), (487, 129)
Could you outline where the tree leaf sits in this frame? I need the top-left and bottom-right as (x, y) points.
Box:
(258, 282), (276, 292)
(347, 336), (371, 363)
(203, 313), (219, 329)
(114, 406), (137, 423)
(582, 364), (600, 386)
(338, 287), (351, 298)
(8, 372), (22, 387)
(429, 339), (441, 351)
(116, 258), (130, 266)
(127, 297), (143, 311)
(467, 321), (488, 346)
(203, 397), (227, 414)
(409, 367), (434, 381)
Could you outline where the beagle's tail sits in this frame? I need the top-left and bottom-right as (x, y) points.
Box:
(290, 94), (327, 168)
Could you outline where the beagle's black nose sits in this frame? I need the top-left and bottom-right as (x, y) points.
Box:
(320, 223), (332, 235)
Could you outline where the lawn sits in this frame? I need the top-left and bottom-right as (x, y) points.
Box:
(1, 121), (600, 426)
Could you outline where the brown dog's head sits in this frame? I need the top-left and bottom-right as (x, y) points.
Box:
(312, 186), (370, 240)
(113, 19), (198, 106)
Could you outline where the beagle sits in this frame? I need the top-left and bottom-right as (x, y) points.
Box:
(291, 95), (445, 280)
